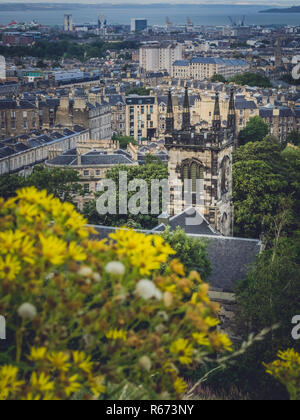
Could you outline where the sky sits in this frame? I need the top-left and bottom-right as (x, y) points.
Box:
(0, 0), (299, 5)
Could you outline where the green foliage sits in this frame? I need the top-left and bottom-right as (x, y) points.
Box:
(233, 140), (300, 239)
(230, 72), (272, 88)
(0, 39), (140, 62)
(126, 86), (150, 96)
(161, 227), (211, 281)
(287, 130), (300, 146)
(0, 166), (82, 203)
(211, 74), (226, 83)
(232, 138), (300, 238)
(230, 235), (300, 400)
(83, 162), (168, 230)
(112, 134), (137, 149)
(238, 116), (269, 146)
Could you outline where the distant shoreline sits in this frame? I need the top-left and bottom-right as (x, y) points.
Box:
(260, 6), (300, 14)
(0, 3), (268, 12)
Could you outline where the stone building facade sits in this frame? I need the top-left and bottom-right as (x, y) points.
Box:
(0, 99), (37, 140)
(125, 95), (158, 141)
(165, 87), (237, 236)
(55, 97), (112, 140)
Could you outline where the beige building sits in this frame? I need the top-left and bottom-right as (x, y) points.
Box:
(172, 58), (250, 80)
(46, 139), (137, 209)
(139, 43), (183, 74)
(156, 90), (258, 138)
(125, 95), (158, 141)
(56, 97), (112, 140)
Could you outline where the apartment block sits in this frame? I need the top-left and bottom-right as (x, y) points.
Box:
(139, 43), (183, 74)
(125, 95), (158, 141)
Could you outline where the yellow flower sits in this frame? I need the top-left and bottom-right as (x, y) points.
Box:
(170, 259), (185, 276)
(22, 393), (41, 401)
(18, 202), (40, 222)
(0, 254), (21, 281)
(28, 347), (47, 362)
(192, 333), (211, 347)
(174, 377), (187, 394)
(170, 339), (194, 365)
(30, 372), (54, 393)
(88, 376), (106, 397)
(73, 351), (93, 374)
(39, 234), (67, 266)
(205, 316), (220, 328)
(48, 352), (71, 372)
(68, 242), (87, 262)
(64, 374), (82, 397)
(0, 365), (24, 400)
(106, 329), (127, 341)
(0, 230), (24, 253)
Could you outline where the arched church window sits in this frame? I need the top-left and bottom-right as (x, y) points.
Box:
(191, 163), (197, 193)
(183, 165), (189, 181)
(221, 156), (230, 194)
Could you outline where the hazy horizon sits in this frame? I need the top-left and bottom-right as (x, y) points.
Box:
(0, 0), (299, 5)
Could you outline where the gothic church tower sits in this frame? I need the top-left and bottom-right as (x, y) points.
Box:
(165, 87), (236, 236)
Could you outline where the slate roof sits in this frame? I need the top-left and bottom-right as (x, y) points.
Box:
(0, 99), (36, 110)
(259, 107), (295, 118)
(152, 208), (219, 236)
(235, 99), (257, 110)
(47, 149), (135, 167)
(89, 224), (261, 292)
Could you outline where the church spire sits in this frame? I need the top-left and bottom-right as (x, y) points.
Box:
(212, 91), (221, 132)
(165, 89), (174, 134)
(227, 87), (236, 131)
(182, 85), (191, 131)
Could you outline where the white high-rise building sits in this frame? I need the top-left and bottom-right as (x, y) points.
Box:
(64, 14), (73, 32)
(0, 56), (6, 80)
(139, 43), (183, 75)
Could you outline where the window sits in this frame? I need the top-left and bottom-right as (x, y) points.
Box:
(83, 170), (89, 177)
(84, 184), (90, 194)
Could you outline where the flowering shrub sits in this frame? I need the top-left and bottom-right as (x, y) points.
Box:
(0, 187), (233, 400)
(265, 349), (300, 401)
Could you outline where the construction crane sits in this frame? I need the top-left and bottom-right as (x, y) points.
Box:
(228, 16), (246, 27)
(228, 16), (237, 27)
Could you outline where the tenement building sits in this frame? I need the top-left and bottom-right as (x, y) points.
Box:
(172, 58), (250, 80)
(0, 126), (88, 176)
(165, 86), (237, 236)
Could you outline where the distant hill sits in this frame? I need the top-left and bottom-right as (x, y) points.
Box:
(261, 6), (300, 13)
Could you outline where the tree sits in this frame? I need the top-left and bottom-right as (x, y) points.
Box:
(112, 134), (137, 150)
(0, 166), (82, 203)
(83, 162), (168, 230)
(126, 86), (150, 96)
(287, 130), (300, 146)
(211, 74), (226, 83)
(230, 72), (272, 88)
(238, 117), (269, 146)
(231, 233), (300, 400)
(161, 227), (211, 281)
(233, 139), (292, 238)
(0, 174), (26, 199)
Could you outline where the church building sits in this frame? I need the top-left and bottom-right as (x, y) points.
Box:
(165, 86), (237, 236)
